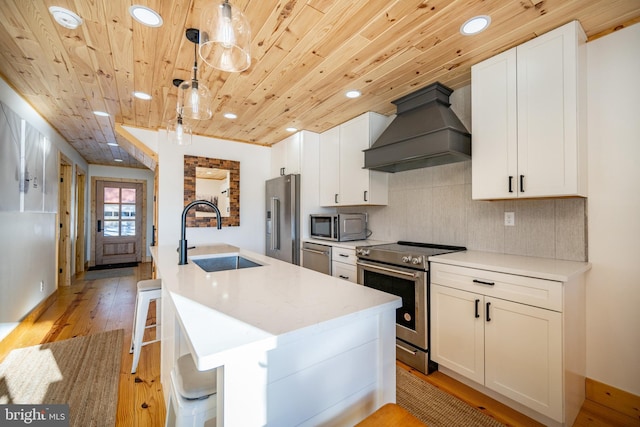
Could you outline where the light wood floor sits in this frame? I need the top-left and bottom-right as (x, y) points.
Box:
(0, 262), (164, 426)
(1, 263), (636, 427)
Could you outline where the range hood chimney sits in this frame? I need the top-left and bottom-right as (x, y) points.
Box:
(364, 82), (471, 173)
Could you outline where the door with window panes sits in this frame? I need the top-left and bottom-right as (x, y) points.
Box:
(95, 181), (143, 265)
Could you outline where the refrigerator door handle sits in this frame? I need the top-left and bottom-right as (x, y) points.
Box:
(270, 197), (280, 250)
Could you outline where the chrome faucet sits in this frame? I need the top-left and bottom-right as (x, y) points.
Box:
(179, 200), (222, 265)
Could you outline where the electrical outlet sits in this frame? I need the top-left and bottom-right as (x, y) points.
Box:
(504, 212), (515, 226)
(40, 281), (44, 292)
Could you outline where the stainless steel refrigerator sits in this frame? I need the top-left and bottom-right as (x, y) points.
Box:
(265, 174), (300, 265)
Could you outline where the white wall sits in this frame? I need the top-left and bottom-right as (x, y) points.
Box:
(129, 127), (271, 254)
(586, 23), (640, 395)
(87, 164), (155, 260)
(0, 77), (88, 341)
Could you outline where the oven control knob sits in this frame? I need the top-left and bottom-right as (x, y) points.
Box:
(401, 256), (411, 263)
(411, 256), (422, 265)
(357, 249), (370, 256)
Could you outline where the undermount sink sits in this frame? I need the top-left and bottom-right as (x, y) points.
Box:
(191, 254), (263, 272)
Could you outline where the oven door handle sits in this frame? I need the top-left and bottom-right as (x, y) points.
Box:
(356, 261), (418, 278)
(396, 343), (417, 355)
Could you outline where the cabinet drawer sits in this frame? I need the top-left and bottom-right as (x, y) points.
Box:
(431, 263), (562, 311)
(332, 261), (357, 283)
(332, 247), (356, 265)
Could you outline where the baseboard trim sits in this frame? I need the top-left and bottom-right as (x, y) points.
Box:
(0, 291), (57, 356)
(586, 377), (640, 420)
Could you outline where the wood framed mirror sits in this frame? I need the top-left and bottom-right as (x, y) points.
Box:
(184, 155), (240, 227)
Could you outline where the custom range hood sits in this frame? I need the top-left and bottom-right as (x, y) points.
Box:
(364, 82), (471, 173)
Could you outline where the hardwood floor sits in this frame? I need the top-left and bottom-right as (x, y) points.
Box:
(0, 263), (164, 427)
(1, 263), (637, 427)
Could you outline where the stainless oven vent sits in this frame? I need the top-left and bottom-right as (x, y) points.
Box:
(363, 82), (471, 173)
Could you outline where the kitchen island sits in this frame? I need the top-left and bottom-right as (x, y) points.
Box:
(151, 243), (401, 426)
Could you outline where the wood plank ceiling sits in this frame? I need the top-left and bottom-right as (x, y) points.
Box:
(0, 0), (638, 169)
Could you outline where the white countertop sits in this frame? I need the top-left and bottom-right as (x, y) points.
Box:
(429, 250), (591, 282)
(151, 243), (401, 370)
(303, 238), (391, 249)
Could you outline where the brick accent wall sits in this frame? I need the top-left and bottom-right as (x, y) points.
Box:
(184, 155), (240, 227)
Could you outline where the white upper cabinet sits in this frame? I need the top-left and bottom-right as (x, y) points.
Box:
(319, 126), (341, 206)
(270, 131), (302, 178)
(270, 131), (326, 239)
(319, 112), (392, 206)
(471, 21), (587, 200)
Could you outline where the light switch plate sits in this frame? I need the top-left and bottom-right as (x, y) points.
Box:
(504, 212), (515, 226)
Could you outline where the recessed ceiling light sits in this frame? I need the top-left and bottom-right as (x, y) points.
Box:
(460, 15), (491, 36)
(129, 5), (163, 27)
(223, 112), (237, 119)
(114, 159), (123, 162)
(93, 111), (109, 117)
(345, 90), (361, 98)
(49, 7), (83, 29)
(133, 91), (152, 100)
(107, 142), (118, 147)
(286, 127), (297, 132)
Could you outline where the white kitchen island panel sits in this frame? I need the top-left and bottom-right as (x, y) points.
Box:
(152, 244), (400, 426)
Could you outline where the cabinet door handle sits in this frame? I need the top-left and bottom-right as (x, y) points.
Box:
(335, 194), (339, 204)
(486, 302), (491, 322)
(520, 175), (525, 192)
(508, 176), (514, 193)
(280, 167), (285, 176)
(339, 275), (349, 280)
(473, 279), (495, 286)
(339, 253), (349, 258)
(475, 299), (480, 318)
(364, 190), (368, 202)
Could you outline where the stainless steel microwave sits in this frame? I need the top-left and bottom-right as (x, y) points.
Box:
(310, 213), (367, 241)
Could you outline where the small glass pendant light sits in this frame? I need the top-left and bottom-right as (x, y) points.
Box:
(178, 29), (213, 120)
(199, 0), (251, 72)
(167, 114), (192, 146)
(168, 79), (193, 145)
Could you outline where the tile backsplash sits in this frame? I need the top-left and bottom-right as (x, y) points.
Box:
(343, 161), (587, 262)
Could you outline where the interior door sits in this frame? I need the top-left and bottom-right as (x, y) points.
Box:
(95, 180), (143, 265)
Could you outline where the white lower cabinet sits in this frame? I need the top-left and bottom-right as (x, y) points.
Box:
(332, 247), (357, 283)
(431, 285), (485, 384)
(484, 297), (562, 418)
(431, 261), (583, 426)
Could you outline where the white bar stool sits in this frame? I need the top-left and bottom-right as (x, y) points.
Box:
(165, 354), (218, 427)
(130, 278), (162, 374)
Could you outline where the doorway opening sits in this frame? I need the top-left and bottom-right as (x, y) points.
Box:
(91, 177), (147, 267)
(58, 154), (72, 287)
(75, 166), (86, 274)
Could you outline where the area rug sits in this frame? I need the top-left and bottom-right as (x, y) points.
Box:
(83, 267), (134, 281)
(0, 329), (123, 426)
(396, 366), (506, 427)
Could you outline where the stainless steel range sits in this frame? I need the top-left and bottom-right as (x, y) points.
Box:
(356, 241), (466, 374)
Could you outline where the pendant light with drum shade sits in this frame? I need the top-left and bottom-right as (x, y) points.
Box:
(167, 79), (193, 146)
(199, 0), (251, 72)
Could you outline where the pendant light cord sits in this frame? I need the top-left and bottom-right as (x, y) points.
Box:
(192, 42), (199, 89)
